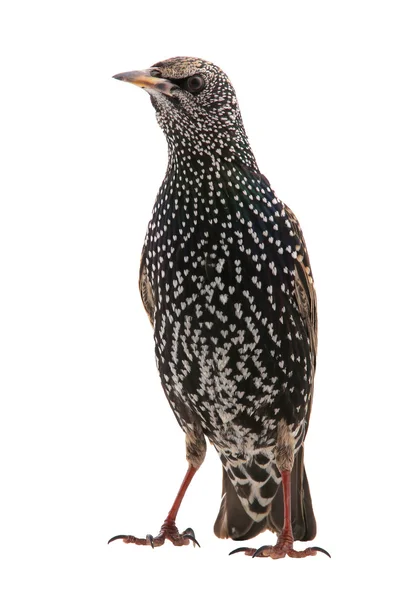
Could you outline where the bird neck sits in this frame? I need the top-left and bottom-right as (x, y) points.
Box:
(150, 139), (275, 242)
(165, 114), (259, 174)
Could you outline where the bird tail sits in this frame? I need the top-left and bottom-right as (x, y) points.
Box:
(213, 446), (316, 542)
(213, 467), (270, 541)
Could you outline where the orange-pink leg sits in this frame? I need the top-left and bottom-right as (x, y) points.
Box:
(230, 470), (330, 559)
(108, 465), (200, 548)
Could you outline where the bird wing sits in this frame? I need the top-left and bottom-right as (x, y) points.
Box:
(284, 203), (317, 347)
(139, 252), (155, 327)
(263, 203), (318, 542)
(284, 203), (318, 428)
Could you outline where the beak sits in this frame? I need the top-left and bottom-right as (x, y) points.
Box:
(113, 69), (178, 97)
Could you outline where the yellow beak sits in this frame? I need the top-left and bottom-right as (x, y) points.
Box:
(113, 70), (178, 97)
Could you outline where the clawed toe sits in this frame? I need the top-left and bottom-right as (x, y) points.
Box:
(107, 534), (153, 546)
(252, 545), (273, 558)
(107, 524), (200, 549)
(108, 534), (137, 545)
(230, 543), (331, 559)
(308, 546), (331, 558)
(228, 546), (256, 557)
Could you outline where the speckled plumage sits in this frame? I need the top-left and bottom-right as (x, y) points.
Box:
(115, 57), (319, 545)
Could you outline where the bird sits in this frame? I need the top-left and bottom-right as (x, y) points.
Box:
(109, 56), (329, 559)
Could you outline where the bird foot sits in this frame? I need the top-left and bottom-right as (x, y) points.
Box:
(108, 521), (200, 549)
(230, 541), (330, 559)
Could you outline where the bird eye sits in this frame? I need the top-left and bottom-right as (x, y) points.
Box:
(150, 69), (161, 77)
(185, 75), (205, 94)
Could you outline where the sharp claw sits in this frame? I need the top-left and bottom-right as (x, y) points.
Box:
(108, 534), (130, 544)
(252, 545), (270, 558)
(182, 533), (201, 548)
(182, 528), (200, 548)
(146, 534), (155, 549)
(229, 546), (253, 556)
(310, 546), (331, 558)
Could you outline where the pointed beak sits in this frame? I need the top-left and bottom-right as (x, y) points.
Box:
(112, 70), (178, 97)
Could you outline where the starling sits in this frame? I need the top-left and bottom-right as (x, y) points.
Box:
(110, 57), (329, 559)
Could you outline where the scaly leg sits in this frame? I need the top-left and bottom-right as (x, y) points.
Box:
(108, 464), (200, 549)
(230, 470), (330, 559)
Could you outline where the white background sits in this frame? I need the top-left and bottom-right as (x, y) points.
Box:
(1, 0), (399, 598)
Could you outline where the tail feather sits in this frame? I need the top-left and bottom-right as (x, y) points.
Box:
(214, 446), (316, 542)
(213, 468), (269, 540)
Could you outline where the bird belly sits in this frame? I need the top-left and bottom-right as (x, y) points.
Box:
(152, 262), (310, 459)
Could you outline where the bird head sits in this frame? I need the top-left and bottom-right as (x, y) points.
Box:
(113, 57), (256, 168)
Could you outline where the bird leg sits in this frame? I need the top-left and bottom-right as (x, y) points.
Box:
(230, 470), (330, 559)
(108, 464), (200, 548)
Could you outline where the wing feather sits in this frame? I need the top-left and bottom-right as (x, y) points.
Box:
(139, 253), (155, 327)
(284, 203), (317, 432)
